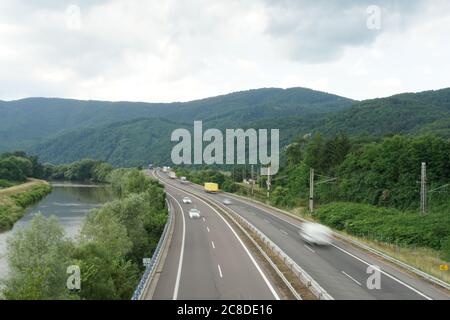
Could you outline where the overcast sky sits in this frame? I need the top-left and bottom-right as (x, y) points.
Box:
(0, 0), (449, 102)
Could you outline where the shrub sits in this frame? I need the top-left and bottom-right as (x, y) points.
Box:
(315, 202), (450, 254)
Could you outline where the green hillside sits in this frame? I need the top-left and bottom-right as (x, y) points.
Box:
(30, 118), (185, 167)
(318, 88), (450, 137)
(0, 87), (354, 152)
(4, 87), (450, 167)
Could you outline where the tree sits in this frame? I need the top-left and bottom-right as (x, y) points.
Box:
(2, 214), (75, 300)
(74, 209), (138, 299)
(0, 158), (27, 181)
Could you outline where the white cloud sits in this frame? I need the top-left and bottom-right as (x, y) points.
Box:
(0, 0), (448, 102)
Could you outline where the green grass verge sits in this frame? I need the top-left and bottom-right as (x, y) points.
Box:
(0, 183), (52, 232)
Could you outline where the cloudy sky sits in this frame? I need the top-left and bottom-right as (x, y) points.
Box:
(0, 0), (449, 102)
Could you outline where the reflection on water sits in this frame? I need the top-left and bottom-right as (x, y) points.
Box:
(0, 182), (112, 280)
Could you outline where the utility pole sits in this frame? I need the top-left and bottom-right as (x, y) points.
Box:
(267, 167), (271, 198)
(309, 168), (314, 213)
(420, 162), (427, 215)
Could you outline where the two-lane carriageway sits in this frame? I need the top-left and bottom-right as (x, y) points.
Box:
(155, 170), (450, 301)
(148, 183), (280, 300)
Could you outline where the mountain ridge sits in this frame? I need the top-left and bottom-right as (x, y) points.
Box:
(2, 86), (450, 167)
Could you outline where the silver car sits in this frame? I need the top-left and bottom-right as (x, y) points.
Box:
(189, 208), (201, 219)
(182, 197), (192, 204)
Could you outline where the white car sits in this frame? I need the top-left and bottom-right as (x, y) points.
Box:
(299, 222), (332, 245)
(182, 197), (192, 204)
(189, 208), (201, 219)
(223, 198), (232, 205)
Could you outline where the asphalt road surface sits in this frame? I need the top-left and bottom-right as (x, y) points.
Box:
(155, 170), (450, 300)
(149, 181), (280, 300)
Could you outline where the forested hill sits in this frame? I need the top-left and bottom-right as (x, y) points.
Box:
(3, 87), (450, 167)
(248, 88), (450, 141)
(318, 88), (450, 137)
(0, 87), (354, 152)
(29, 118), (184, 167)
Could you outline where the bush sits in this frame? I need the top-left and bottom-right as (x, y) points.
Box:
(11, 184), (52, 208)
(2, 214), (75, 300)
(315, 202), (450, 254)
(0, 179), (14, 188)
(46, 159), (113, 183)
(2, 168), (168, 300)
(441, 237), (450, 262)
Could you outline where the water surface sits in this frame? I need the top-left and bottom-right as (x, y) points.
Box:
(0, 182), (112, 280)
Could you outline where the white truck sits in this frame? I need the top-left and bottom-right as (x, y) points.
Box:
(169, 171), (177, 179)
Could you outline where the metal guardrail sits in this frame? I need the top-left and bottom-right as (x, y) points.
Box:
(200, 195), (303, 300)
(225, 203), (333, 300)
(226, 192), (450, 292)
(333, 233), (450, 291)
(131, 200), (173, 300)
(156, 172), (332, 300)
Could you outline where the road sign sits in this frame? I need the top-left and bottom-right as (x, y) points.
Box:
(439, 264), (448, 271)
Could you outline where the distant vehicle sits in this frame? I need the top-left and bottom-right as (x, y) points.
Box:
(148, 164), (153, 170)
(189, 208), (201, 219)
(162, 166), (168, 172)
(204, 182), (219, 193)
(180, 176), (188, 183)
(299, 222), (332, 245)
(169, 172), (177, 179)
(182, 197), (192, 204)
(223, 198), (232, 205)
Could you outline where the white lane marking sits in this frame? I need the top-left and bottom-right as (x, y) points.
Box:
(280, 229), (288, 236)
(206, 226), (210, 233)
(331, 243), (432, 300)
(188, 179), (432, 300)
(218, 265), (223, 278)
(166, 193), (186, 301)
(304, 244), (316, 253)
(202, 217), (206, 222)
(157, 172), (280, 300)
(342, 271), (362, 286)
(211, 241), (215, 249)
(263, 218), (271, 224)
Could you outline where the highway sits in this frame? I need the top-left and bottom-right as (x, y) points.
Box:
(147, 180), (280, 300)
(154, 170), (450, 300)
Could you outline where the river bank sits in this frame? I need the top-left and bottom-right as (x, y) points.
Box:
(0, 181), (111, 282)
(0, 179), (52, 232)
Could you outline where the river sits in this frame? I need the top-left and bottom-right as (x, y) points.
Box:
(0, 182), (112, 281)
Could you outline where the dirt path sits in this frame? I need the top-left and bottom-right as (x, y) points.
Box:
(0, 178), (48, 196)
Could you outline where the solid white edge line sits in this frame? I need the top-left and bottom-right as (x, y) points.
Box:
(158, 172), (280, 300)
(331, 244), (432, 300)
(185, 193), (281, 299)
(341, 271), (362, 286)
(210, 187), (433, 300)
(166, 193), (186, 301)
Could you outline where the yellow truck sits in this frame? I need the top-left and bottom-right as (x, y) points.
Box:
(204, 182), (219, 193)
